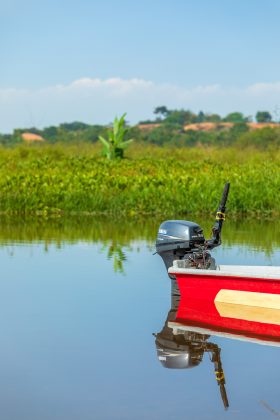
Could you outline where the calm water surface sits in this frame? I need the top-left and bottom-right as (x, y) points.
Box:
(0, 217), (280, 420)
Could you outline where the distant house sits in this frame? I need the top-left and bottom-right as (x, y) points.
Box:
(21, 133), (45, 142)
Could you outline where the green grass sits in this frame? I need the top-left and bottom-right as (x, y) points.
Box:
(0, 143), (280, 215)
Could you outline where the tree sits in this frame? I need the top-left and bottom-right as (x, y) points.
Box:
(205, 113), (221, 123)
(154, 106), (170, 119)
(238, 127), (279, 148)
(196, 111), (206, 123)
(164, 109), (196, 126)
(42, 126), (58, 140)
(256, 111), (272, 123)
(98, 113), (133, 159)
(59, 121), (90, 131)
(223, 112), (246, 123)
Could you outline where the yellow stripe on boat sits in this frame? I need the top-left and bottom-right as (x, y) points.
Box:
(214, 290), (280, 325)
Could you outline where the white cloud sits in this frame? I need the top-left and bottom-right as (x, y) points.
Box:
(246, 82), (280, 95)
(1, 77), (280, 132)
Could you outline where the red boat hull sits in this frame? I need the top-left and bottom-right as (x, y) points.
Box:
(175, 272), (280, 342)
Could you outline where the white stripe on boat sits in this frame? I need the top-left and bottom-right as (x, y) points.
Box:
(168, 321), (280, 347)
(168, 264), (280, 280)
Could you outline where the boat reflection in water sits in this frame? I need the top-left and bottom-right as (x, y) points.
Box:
(155, 270), (280, 410)
(154, 281), (229, 410)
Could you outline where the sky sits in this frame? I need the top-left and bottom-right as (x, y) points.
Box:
(1, 0), (280, 132)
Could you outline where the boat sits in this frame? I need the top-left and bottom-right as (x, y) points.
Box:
(156, 181), (280, 341)
(168, 263), (280, 341)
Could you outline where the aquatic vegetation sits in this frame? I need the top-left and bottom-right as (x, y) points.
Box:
(1, 143), (280, 215)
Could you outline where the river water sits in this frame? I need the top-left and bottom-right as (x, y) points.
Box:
(0, 216), (280, 420)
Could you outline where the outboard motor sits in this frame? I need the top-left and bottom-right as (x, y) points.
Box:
(156, 182), (230, 275)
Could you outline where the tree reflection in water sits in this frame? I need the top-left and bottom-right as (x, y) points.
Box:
(0, 215), (279, 273)
(101, 241), (128, 273)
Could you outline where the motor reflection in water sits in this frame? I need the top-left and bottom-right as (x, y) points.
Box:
(154, 280), (229, 410)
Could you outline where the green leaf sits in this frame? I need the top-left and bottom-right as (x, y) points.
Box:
(98, 136), (110, 150)
(119, 139), (134, 149)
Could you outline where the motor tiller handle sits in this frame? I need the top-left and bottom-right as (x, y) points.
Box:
(206, 181), (230, 249)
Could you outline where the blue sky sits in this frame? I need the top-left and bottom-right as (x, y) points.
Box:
(1, 0), (280, 132)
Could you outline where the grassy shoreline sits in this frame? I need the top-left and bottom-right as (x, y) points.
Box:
(1, 143), (280, 215)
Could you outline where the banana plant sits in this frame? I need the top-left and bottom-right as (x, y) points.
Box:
(98, 113), (133, 159)
(100, 241), (128, 274)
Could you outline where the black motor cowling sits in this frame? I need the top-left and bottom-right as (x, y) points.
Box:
(156, 220), (205, 272)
